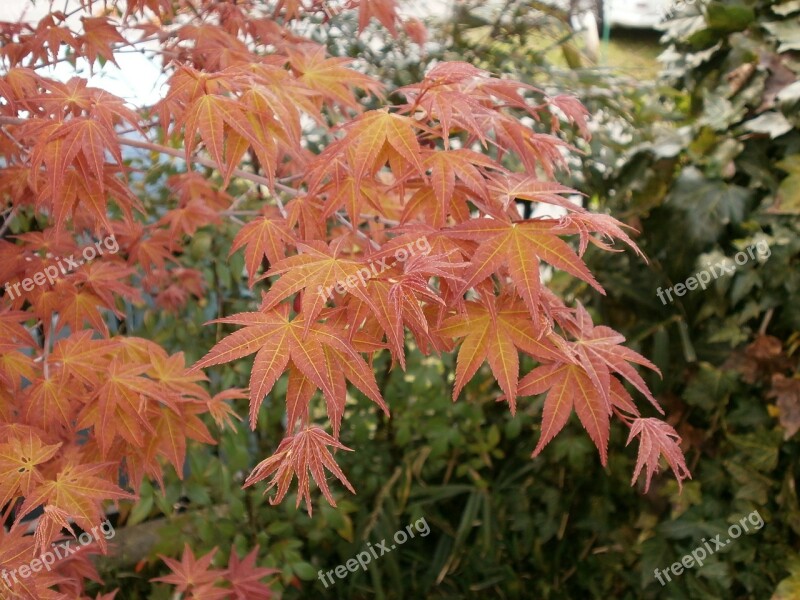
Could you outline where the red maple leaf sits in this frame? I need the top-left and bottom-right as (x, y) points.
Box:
(225, 546), (278, 599)
(626, 418), (692, 492)
(152, 543), (225, 593)
(439, 294), (572, 411)
(192, 306), (387, 433)
(243, 427), (355, 516)
(446, 217), (605, 322)
(520, 362), (612, 465)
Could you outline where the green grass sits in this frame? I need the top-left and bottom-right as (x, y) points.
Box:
(601, 28), (662, 79)
(461, 20), (663, 82)
(521, 23), (662, 80)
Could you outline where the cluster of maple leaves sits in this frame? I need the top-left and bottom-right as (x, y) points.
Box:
(0, 0), (689, 597)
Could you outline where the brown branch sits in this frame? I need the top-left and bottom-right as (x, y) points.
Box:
(118, 137), (277, 189)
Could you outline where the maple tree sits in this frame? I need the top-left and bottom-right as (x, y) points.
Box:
(0, 0), (691, 597)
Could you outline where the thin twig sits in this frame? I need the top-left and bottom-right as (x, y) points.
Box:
(335, 212), (380, 250)
(0, 208), (17, 238)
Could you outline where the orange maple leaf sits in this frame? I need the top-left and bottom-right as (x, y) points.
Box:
(228, 212), (295, 287)
(192, 307), (387, 433)
(447, 217), (605, 321)
(17, 463), (134, 550)
(243, 427), (355, 516)
(152, 543), (225, 593)
(0, 430), (62, 508)
(519, 362), (612, 465)
(627, 418), (692, 492)
(438, 295), (571, 411)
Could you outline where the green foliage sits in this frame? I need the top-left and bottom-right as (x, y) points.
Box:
(573, 0), (800, 596)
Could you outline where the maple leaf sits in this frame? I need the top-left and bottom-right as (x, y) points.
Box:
(45, 117), (122, 184)
(343, 248), (464, 367)
(288, 46), (382, 111)
(319, 174), (388, 225)
(152, 543), (225, 593)
(401, 184), (472, 228)
(519, 362), (611, 465)
(543, 211), (644, 259)
(397, 62), (506, 145)
(357, 0), (399, 35)
(76, 358), (171, 454)
(314, 109), (426, 186)
(228, 212), (295, 287)
(7, 14), (78, 67)
(177, 95), (248, 185)
(548, 94), (591, 138)
(225, 546), (278, 600)
(243, 427), (355, 516)
(257, 240), (367, 331)
(0, 525), (39, 597)
(75, 261), (142, 308)
(0, 309), (36, 346)
(515, 302), (664, 464)
(49, 331), (118, 386)
(403, 17), (428, 45)
(167, 171), (235, 211)
(447, 217), (604, 321)
(205, 388), (246, 431)
(79, 17), (125, 65)
(53, 288), (118, 337)
(123, 0), (175, 17)
(423, 149), (497, 215)
(563, 303), (663, 414)
(488, 173), (587, 215)
(438, 295), (571, 411)
(157, 198), (222, 239)
(0, 347), (37, 393)
(626, 418), (692, 492)
(238, 64), (314, 148)
(22, 373), (77, 432)
(123, 226), (180, 272)
(0, 430), (62, 508)
(16, 463), (135, 550)
(150, 403), (216, 478)
(146, 348), (208, 400)
(494, 115), (572, 177)
(192, 307), (387, 433)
